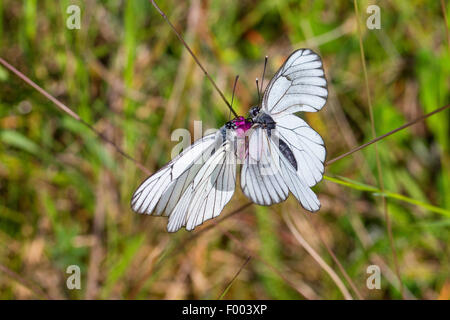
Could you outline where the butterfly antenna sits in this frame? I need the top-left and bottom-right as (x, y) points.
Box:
(260, 56), (268, 94)
(150, 0), (238, 118)
(229, 75), (239, 120)
(255, 78), (261, 105)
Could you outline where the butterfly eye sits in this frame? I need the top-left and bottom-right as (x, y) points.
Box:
(250, 106), (259, 117)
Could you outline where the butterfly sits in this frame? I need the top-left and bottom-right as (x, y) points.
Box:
(131, 49), (327, 232)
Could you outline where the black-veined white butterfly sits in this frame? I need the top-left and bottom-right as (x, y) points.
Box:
(131, 48), (327, 232)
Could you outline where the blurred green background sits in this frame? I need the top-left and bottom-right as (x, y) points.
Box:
(0, 0), (449, 299)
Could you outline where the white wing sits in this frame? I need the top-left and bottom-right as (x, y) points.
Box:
(241, 127), (289, 205)
(167, 140), (236, 232)
(269, 131), (321, 211)
(131, 133), (217, 216)
(276, 114), (326, 187)
(262, 49), (327, 118)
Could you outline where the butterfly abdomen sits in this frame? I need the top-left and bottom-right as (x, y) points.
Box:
(254, 111), (276, 135)
(278, 139), (298, 171)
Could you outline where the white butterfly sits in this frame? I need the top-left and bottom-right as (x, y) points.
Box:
(131, 49), (327, 232)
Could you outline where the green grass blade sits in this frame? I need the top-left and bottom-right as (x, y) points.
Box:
(324, 175), (450, 217)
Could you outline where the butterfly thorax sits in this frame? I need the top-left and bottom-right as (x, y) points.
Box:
(220, 116), (252, 162)
(224, 116), (253, 138)
(251, 109), (276, 136)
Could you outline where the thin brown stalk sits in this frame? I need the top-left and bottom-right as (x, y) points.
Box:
(353, 0), (404, 298)
(213, 223), (320, 300)
(127, 202), (252, 299)
(0, 264), (52, 300)
(85, 171), (108, 299)
(159, 0), (200, 134)
(217, 256), (252, 300)
(306, 215), (364, 300)
(188, 203), (253, 238)
(0, 58), (80, 120)
(325, 104), (450, 166)
(149, 0), (238, 117)
(348, 214), (417, 299)
(283, 212), (353, 300)
(0, 57), (151, 176)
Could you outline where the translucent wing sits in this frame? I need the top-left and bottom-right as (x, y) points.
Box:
(269, 131), (321, 211)
(241, 127), (289, 205)
(167, 140), (236, 232)
(131, 133), (217, 216)
(262, 49), (327, 118)
(276, 114), (326, 187)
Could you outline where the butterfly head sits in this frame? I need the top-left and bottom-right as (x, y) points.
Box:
(225, 121), (237, 130)
(249, 106), (260, 118)
(224, 116), (253, 139)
